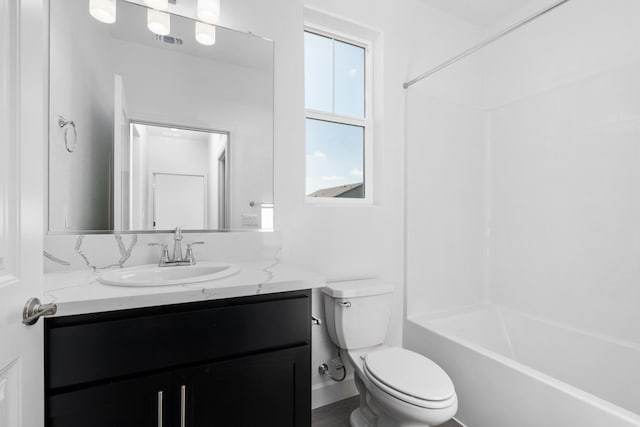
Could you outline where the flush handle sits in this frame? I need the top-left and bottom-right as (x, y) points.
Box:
(338, 302), (352, 308)
(22, 298), (57, 325)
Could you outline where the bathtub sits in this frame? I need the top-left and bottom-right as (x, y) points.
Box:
(405, 305), (640, 427)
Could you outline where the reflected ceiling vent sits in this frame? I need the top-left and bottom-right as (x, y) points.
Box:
(155, 34), (183, 45)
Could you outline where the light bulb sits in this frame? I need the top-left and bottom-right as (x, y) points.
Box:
(144, 0), (168, 10)
(195, 22), (216, 46)
(197, 0), (221, 24)
(147, 9), (170, 36)
(89, 0), (116, 24)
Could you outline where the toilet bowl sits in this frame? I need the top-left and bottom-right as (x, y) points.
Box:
(348, 346), (457, 427)
(322, 280), (457, 427)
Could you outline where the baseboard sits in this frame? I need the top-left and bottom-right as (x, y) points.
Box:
(453, 416), (468, 427)
(311, 377), (358, 409)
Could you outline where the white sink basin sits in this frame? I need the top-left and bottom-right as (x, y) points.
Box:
(98, 262), (240, 287)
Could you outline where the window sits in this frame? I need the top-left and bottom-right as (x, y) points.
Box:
(304, 30), (370, 201)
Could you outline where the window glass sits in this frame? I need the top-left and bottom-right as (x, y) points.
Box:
(304, 32), (333, 112)
(304, 30), (368, 200)
(334, 40), (365, 118)
(306, 118), (364, 199)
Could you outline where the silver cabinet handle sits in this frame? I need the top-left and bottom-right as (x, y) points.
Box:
(338, 302), (352, 308)
(157, 391), (163, 427)
(180, 385), (187, 427)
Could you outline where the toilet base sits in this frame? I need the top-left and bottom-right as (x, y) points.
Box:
(350, 408), (373, 427)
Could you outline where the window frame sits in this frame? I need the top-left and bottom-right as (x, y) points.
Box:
(304, 26), (373, 205)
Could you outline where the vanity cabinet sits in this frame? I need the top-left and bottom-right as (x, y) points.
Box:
(45, 290), (311, 427)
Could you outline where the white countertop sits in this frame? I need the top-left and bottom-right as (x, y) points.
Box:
(44, 261), (325, 317)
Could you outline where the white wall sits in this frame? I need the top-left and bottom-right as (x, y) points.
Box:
(49, 0), (113, 230)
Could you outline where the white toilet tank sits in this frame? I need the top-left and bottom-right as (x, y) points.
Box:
(322, 279), (394, 350)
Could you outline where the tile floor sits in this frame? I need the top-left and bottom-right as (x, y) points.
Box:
(311, 396), (462, 427)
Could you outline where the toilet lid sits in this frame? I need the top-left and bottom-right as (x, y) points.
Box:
(364, 348), (455, 402)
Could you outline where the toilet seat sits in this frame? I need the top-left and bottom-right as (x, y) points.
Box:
(363, 347), (456, 409)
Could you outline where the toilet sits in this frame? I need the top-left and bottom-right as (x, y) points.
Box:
(322, 280), (458, 427)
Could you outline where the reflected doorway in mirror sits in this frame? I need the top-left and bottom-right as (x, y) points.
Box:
(126, 122), (229, 231)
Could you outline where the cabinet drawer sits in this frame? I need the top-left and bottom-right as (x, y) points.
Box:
(46, 292), (310, 389)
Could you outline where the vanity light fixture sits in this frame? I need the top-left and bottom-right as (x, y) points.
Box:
(89, 0), (116, 24)
(147, 8), (171, 35)
(197, 0), (221, 24)
(195, 21), (216, 46)
(144, 0), (169, 10)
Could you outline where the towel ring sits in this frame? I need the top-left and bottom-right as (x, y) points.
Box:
(58, 116), (77, 153)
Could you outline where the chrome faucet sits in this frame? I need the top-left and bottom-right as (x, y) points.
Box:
(173, 227), (184, 262)
(149, 227), (205, 266)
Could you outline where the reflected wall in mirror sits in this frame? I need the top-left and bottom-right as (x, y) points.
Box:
(48, 0), (274, 233)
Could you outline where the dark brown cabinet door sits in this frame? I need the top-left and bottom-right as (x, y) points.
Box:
(175, 346), (311, 427)
(48, 373), (172, 427)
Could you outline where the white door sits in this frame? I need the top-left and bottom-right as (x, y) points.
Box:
(153, 173), (207, 230)
(0, 0), (46, 426)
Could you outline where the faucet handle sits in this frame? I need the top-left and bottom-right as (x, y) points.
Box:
(149, 243), (170, 266)
(148, 242), (169, 250)
(185, 242), (205, 265)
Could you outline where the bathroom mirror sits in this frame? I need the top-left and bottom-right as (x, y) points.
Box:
(48, 0), (274, 233)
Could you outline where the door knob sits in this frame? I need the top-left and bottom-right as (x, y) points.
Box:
(22, 297), (57, 325)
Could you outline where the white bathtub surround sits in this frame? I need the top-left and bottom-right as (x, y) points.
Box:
(43, 260), (324, 317)
(43, 231), (283, 273)
(405, 306), (640, 427)
(405, 0), (640, 424)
